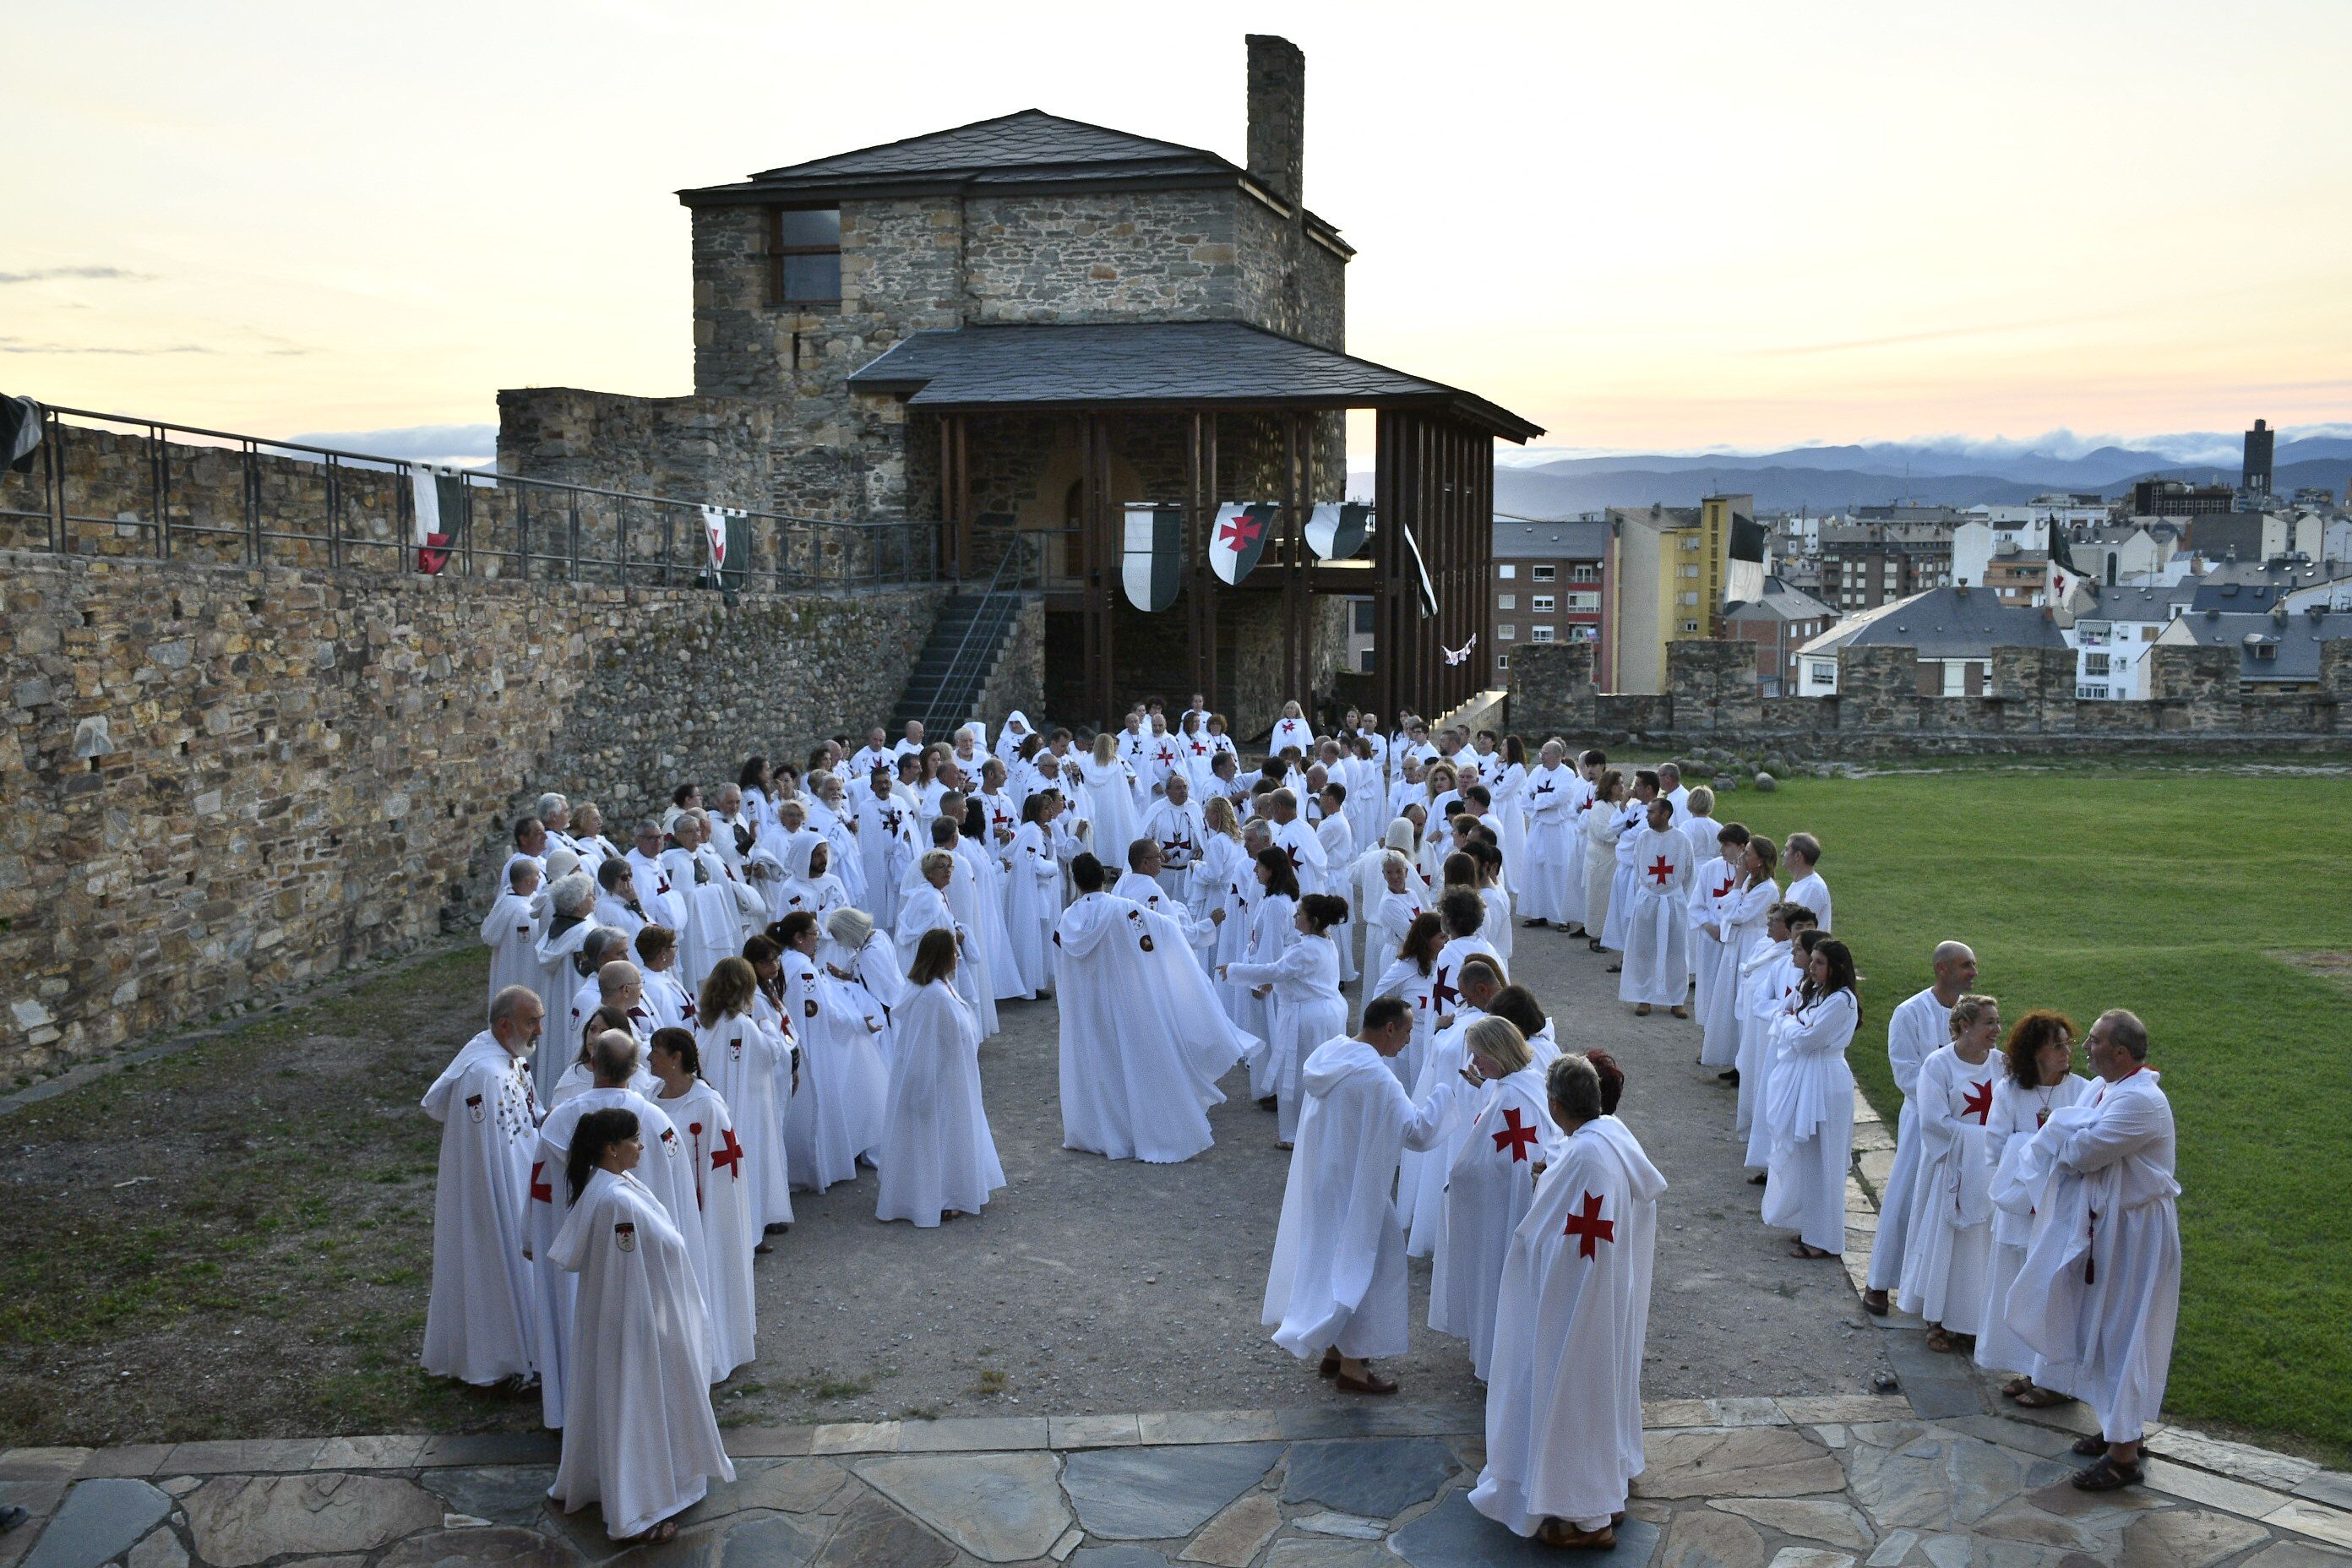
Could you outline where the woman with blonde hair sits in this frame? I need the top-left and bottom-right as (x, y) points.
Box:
(693, 957), (794, 1235)
(1072, 732), (1144, 872)
(1198, 795), (1255, 1020)
(875, 928), (1005, 1227)
(1579, 770), (1625, 955)
(1429, 1016), (1560, 1380)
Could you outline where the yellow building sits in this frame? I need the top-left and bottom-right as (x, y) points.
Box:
(1603, 493), (1761, 694)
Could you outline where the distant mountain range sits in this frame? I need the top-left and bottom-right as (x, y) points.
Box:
(1348, 435), (2352, 516)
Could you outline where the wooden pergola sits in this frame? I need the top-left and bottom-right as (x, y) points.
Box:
(857, 321), (1544, 730)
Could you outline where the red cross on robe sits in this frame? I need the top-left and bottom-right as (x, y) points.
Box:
(711, 1125), (744, 1179)
(529, 1160), (553, 1204)
(1564, 1190), (1616, 1258)
(1431, 965), (1459, 1010)
(1647, 854), (1675, 886)
(1961, 1078), (1994, 1124)
(1190, 738), (1208, 756)
(1490, 1107), (1541, 1162)
(1284, 844), (1304, 873)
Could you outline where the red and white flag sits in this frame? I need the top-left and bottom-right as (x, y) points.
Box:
(1208, 503), (1277, 585)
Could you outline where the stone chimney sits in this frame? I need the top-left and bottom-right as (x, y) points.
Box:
(1246, 35), (1304, 205)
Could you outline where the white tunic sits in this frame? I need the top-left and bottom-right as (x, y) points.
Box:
(694, 1009), (795, 1232)
(1261, 1036), (1450, 1360)
(1761, 988), (1859, 1254)
(874, 980), (1006, 1226)
(1054, 893), (1228, 1164)
(656, 1078), (760, 1381)
(1616, 827), (1693, 1005)
(1866, 987), (1952, 1293)
(546, 1169), (736, 1538)
(1003, 821), (1062, 994)
(1518, 765), (1579, 924)
(1429, 1064), (1559, 1380)
(421, 1032), (540, 1386)
(2004, 1070), (2180, 1442)
(1470, 1116), (1666, 1536)
(1975, 1072), (2093, 1376)
(1226, 932), (1346, 1146)
(479, 893), (545, 1019)
(1896, 1044), (2001, 1332)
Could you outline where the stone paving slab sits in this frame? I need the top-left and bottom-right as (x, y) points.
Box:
(8, 1376), (2351, 1568)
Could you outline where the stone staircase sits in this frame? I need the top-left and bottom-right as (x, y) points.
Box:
(890, 591), (1027, 738)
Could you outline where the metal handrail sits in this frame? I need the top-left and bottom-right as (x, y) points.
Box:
(0, 402), (945, 593)
(917, 533), (1037, 736)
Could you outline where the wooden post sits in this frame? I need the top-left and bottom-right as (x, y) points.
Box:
(1281, 415), (1301, 713)
(1094, 415), (1118, 727)
(1204, 414), (1221, 712)
(952, 415), (973, 580)
(1080, 411), (1100, 724)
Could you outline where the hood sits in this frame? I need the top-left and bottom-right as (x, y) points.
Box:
(785, 829), (827, 881)
(996, 712), (1031, 758)
(1382, 819), (1418, 856)
(1111, 871), (1163, 906)
(1583, 1115), (1669, 1204)
(1055, 893), (1124, 958)
(1303, 1035), (1384, 1097)
(422, 1032), (505, 1121)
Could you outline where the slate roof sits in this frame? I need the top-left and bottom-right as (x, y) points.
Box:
(2085, 581), (2198, 623)
(1491, 519), (1609, 559)
(1805, 585), (2067, 659)
(2170, 608), (2348, 683)
(847, 321), (1544, 441)
(678, 109), (1352, 249)
(1723, 578), (1835, 624)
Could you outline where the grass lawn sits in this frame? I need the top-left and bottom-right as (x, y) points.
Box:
(1719, 763), (2352, 1465)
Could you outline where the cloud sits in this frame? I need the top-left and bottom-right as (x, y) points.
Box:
(0, 265), (153, 285)
(288, 423), (498, 461)
(0, 336), (312, 357)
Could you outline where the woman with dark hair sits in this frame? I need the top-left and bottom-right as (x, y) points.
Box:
(1224, 892), (1350, 1150)
(547, 1107), (736, 1547)
(694, 956), (794, 1236)
(1369, 912), (1446, 1090)
(1580, 770), (1625, 953)
(647, 1027), (759, 1375)
(1761, 938), (1860, 1259)
(738, 756), (776, 835)
(875, 928), (1005, 1227)
(1485, 983), (1558, 1068)
(1978, 1009), (2088, 1400)
(550, 1004), (655, 1109)
(1469, 1054), (1664, 1552)
(1231, 844), (1303, 1102)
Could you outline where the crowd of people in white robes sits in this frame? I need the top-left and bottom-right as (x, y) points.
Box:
(424, 702), (2177, 1544)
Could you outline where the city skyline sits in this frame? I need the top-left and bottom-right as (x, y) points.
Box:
(8, 0), (2349, 459)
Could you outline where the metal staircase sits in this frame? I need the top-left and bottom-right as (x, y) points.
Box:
(890, 535), (1035, 738)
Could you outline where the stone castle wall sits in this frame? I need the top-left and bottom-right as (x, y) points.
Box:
(1508, 638), (2351, 754)
(0, 549), (941, 1078)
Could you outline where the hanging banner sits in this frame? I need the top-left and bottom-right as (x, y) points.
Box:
(1208, 502), (1278, 585)
(411, 465), (457, 575)
(1304, 501), (1373, 561)
(699, 506), (748, 592)
(701, 505), (730, 572)
(1120, 504), (1184, 612)
(1398, 520), (1440, 617)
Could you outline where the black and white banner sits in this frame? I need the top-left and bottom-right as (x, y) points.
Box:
(1398, 520), (1440, 617)
(1304, 501), (1373, 561)
(410, 464), (460, 575)
(1121, 504), (1184, 612)
(1208, 502), (1277, 585)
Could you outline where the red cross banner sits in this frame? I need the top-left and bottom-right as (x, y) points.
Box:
(1208, 502), (1278, 585)
(1303, 501), (1373, 561)
(701, 505), (731, 572)
(411, 464), (455, 575)
(1121, 504), (1184, 611)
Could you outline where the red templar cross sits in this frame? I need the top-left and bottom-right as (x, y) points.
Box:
(711, 1125), (745, 1177)
(1431, 965), (1459, 1010)
(529, 1160), (553, 1204)
(1217, 512), (1263, 549)
(1284, 844), (1304, 873)
(1564, 1190), (1616, 1258)
(1647, 855), (1675, 886)
(1961, 1079), (1995, 1124)
(1491, 1107), (1541, 1162)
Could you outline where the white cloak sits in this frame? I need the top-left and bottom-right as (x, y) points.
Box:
(1761, 989), (1859, 1253)
(480, 893), (545, 1021)
(546, 1169), (736, 1538)
(1866, 986), (1952, 1293)
(1054, 893), (1223, 1163)
(1003, 821), (1062, 994)
(1261, 1036), (1450, 1359)
(1429, 1064), (1560, 1380)
(1470, 1116), (1666, 1536)
(421, 1032), (540, 1386)
(875, 979), (1006, 1226)
(1226, 932), (1346, 1146)
(694, 1009), (795, 1231)
(657, 1078), (760, 1381)
(1895, 1043), (2001, 1331)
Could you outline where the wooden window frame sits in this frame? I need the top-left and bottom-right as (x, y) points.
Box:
(767, 204), (843, 308)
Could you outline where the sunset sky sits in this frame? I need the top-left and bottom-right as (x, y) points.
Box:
(8, 0), (2349, 460)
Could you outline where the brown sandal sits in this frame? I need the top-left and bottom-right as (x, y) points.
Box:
(629, 1521), (679, 1546)
(2013, 1385), (2073, 1407)
(1789, 1242), (1837, 1260)
(1319, 1348), (1341, 1379)
(1924, 1327), (1958, 1353)
(2000, 1376), (2033, 1398)
(2072, 1455), (2143, 1491)
(1335, 1366), (1397, 1396)
(1533, 1518), (1617, 1549)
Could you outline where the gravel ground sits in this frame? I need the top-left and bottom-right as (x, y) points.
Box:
(0, 916), (1888, 1445)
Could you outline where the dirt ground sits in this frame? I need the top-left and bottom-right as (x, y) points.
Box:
(0, 920), (1888, 1446)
